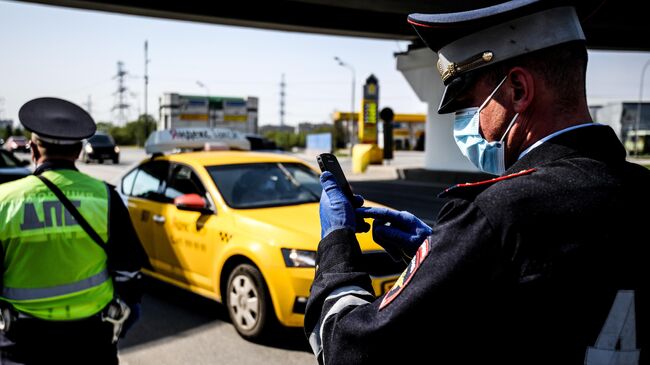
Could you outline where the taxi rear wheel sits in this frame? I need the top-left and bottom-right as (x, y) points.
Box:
(226, 264), (276, 340)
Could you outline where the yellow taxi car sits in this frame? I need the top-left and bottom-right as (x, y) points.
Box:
(118, 148), (404, 340)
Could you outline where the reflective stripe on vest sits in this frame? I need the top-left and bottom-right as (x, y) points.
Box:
(1, 269), (110, 301)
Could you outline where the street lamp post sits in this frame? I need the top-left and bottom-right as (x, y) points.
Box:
(334, 56), (356, 156)
(144, 40), (150, 135)
(196, 80), (211, 128)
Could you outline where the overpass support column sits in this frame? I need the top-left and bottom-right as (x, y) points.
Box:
(396, 47), (476, 172)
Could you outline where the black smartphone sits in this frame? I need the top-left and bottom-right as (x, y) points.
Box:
(316, 153), (354, 201)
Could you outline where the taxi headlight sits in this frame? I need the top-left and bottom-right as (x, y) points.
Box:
(281, 248), (316, 268)
(85, 145), (93, 153)
(114, 146), (120, 153)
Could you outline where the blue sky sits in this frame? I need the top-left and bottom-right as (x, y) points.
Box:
(1, 0), (650, 127)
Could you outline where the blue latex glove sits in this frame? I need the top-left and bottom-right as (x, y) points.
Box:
(319, 171), (369, 238)
(355, 207), (433, 261)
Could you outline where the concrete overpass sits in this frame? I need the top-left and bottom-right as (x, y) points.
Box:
(18, 0), (649, 50)
(19, 0), (647, 172)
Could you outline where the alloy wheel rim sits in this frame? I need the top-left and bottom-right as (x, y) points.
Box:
(229, 274), (260, 331)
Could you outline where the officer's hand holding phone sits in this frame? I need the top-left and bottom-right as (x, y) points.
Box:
(356, 207), (432, 263)
(317, 154), (370, 238)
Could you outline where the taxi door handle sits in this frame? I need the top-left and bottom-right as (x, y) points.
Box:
(153, 215), (166, 224)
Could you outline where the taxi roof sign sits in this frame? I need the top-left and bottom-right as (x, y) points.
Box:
(145, 127), (251, 154)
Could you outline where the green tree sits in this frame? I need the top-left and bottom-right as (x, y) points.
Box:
(13, 127), (29, 138)
(128, 114), (157, 146)
(0, 125), (13, 141)
(95, 122), (114, 134)
(101, 115), (156, 147)
(262, 130), (309, 150)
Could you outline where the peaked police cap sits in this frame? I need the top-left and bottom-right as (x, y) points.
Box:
(19, 97), (96, 144)
(408, 0), (605, 113)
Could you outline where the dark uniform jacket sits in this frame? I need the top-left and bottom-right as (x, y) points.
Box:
(305, 125), (650, 364)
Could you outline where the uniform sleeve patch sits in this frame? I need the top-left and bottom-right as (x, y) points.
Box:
(379, 238), (432, 310)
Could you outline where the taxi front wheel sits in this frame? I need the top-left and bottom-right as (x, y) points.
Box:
(226, 264), (277, 340)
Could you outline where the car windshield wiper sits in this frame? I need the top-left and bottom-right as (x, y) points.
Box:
(276, 163), (320, 201)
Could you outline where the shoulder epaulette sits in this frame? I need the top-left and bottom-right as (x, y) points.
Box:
(438, 168), (537, 199)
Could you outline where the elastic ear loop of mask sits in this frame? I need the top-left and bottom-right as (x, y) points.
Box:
(499, 112), (520, 143)
(476, 75), (519, 144)
(478, 75), (508, 112)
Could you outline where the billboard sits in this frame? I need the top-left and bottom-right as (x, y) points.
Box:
(179, 96), (208, 122)
(223, 99), (248, 122)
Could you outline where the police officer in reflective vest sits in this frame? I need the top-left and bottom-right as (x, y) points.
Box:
(0, 97), (148, 364)
(306, 1), (650, 364)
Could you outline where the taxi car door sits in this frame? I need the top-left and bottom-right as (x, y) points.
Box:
(120, 160), (174, 273)
(160, 163), (218, 290)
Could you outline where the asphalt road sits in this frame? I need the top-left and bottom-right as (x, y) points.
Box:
(116, 279), (313, 365)
(350, 179), (447, 225)
(13, 148), (447, 365)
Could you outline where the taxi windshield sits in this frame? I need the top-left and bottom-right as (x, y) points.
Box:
(207, 162), (321, 209)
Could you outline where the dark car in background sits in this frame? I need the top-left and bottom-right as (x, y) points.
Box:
(81, 133), (120, 164)
(245, 134), (280, 151)
(3, 136), (30, 153)
(0, 149), (31, 184)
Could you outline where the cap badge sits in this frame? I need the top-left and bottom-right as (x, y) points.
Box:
(438, 51), (494, 82)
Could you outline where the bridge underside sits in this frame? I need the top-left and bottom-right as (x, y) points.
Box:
(21, 0), (650, 51)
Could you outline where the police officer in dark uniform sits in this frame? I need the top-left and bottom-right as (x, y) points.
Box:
(0, 97), (148, 364)
(306, 1), (650, 364)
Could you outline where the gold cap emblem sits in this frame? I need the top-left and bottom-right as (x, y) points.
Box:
(438, 51), (494, 83)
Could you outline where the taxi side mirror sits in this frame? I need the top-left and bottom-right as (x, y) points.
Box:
(174, 194), (212, 214)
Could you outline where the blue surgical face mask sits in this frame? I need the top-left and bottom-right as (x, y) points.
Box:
(453, 76), (519, 175)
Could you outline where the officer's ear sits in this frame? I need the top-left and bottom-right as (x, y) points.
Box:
(507, 67), (534, 113)
(30, 140), (40, 162)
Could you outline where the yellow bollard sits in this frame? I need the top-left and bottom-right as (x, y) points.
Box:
(352, 144), (383, 173)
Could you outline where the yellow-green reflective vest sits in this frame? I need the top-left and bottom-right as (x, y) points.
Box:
(0, 169), (113, 320)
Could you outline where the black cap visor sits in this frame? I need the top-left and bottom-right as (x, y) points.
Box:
(438, 71), (479, 114)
